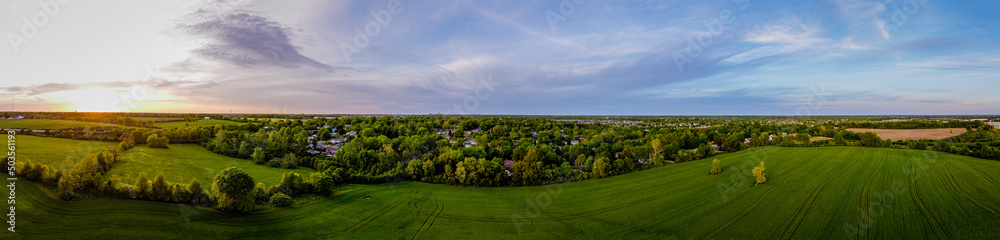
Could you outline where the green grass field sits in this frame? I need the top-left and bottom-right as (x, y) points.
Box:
(12, 146), (1000, 239)
(0, 119), (118, 129)
(16, 135), (120, 167)
(107, 144), (315, 187)
(154, 119), (240, 128)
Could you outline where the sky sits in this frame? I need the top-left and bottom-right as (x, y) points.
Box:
(1, 0), (998, 115)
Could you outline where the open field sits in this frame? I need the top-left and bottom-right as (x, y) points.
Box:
(0, 119), (118, 129)
(810, 136), (833, 141)
(846, 128), (967, 140)
(16, 135), (120, 167)
(14, 146), (1000, 239)
(134, 117), (182, 122)
(154, 119), (240, 128)
(108, 144), (315, 187)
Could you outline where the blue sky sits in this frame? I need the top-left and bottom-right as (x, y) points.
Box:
(1, 0), (998, 115)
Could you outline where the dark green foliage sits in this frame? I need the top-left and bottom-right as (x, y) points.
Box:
(212, 167), (256, 212)
(269, 192), (292, 207)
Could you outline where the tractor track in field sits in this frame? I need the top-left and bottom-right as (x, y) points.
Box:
(345, 191), (416, 232)
(856, 151), (887, 240)
(606, 175), (743, 239)
(411, 203), (443, 240)
(953, 159), (1000, 189)
(937, 162), (1000, 218)
(705, 150), (838, 239)
(778, 149), (865, 240)
(408, 177), (722, 223)
(909, 166), (950, 240)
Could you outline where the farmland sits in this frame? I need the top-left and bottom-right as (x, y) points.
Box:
(12, 146), (1000, 239)
(846, 128), (967, 141)
(15, 135), (120, 166)
(0, 119), (118, 129)
(154, 119), (241, 128)
(108, 144), (316, 186)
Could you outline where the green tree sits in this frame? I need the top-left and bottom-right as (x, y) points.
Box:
(57, 174), (77, 200)
(592, 157), (611, 178)
(212, 167), (256, 212)
(187, 178), (206, 204)
(135, 172), (151, 199)
(710, 159), (721, 175)
(252, 147), (266, 165)
(833, 132), (846, 145)
(151, 172), (171, 201)
(752, 162), (766, 185)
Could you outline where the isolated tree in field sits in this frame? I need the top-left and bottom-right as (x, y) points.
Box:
(752, 162), (766, 185)
(710, 159), (721, 175)
(212, 167), (256, 212)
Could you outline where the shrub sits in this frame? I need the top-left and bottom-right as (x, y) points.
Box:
(710, 159), (721, 175)
(269, 192), (292, 207)
(267, 159), (281, 168)
(752, 161), (766, 185)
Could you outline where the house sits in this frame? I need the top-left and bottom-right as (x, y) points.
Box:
(204, 117), (211, 120)
(331, 138), (346, 144)
(463, 139), (477, 148)
(346, 131), (357, 136)
(504, 160), (515, 170)
(570, 140), (579, 145)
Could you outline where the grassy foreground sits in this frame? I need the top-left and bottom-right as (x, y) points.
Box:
(11, 146), (1000, 239)
(108, 144), (316, 186)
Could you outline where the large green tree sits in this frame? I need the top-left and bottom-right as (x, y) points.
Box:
(212, 167), (257, 212)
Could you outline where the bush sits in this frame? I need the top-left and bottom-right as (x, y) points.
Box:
(269, 192), (292, 207)
(267, 159), (281, 168)
(752, 161), (766, 185)
(147, 134), (170, 148)
(710, 159), (721, 175)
